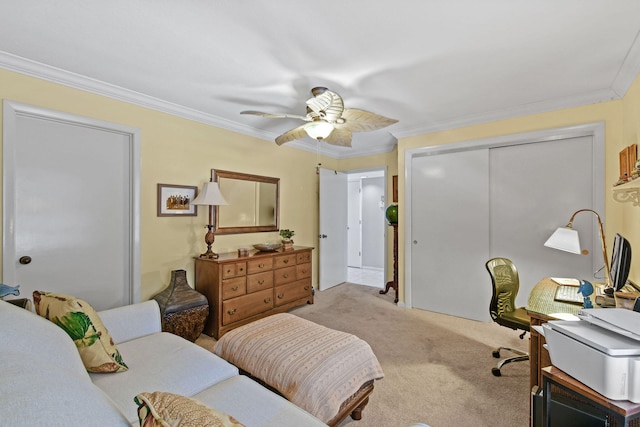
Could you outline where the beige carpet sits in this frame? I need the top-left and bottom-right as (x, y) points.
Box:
(197, 283), (530, 427)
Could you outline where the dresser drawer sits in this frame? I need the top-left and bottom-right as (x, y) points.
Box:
(222, 289), (274, 325)
(274, 254), (296, 269)
(247, 271), (273, 293)
(274, 265), (296, 285)
(296, 251), (312, 264)
(222, 262), (247, 279)
(247, 258), (273, 274)
(222, 277), (246, 300)
(275, 279), (312, 307)
(296, 262), (311, 279)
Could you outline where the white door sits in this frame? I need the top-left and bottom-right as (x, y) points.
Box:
(3, 101), (140, 310)
(319, 168), (348, 290)
(347, 180), (361, 268)
(411, 149), (491, 321)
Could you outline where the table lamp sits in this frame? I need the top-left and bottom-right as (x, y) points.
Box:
(543, 208), (612, 289)
(191, 181), (229, 259)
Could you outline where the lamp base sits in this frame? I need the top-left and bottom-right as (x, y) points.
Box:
(199, 225), (218, 259)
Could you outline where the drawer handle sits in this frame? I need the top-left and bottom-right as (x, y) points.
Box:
(304, 286), (310, 291)
(259, 263), (265, 268)
(239, 267), (245, 272)
(277, 293), (284, 299)
(258, 280), (264, 285)
(226, 269), (232, 274)
(283, 259), (289, 264)
(264, 297), (271, 303)
(232, 286), (239, 291)
(283, 273), (289, 279)
(301, 269), (307, 274)
(227, 309), (237, 315)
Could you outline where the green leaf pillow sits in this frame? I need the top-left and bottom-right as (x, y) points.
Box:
(33, 291), (128, 373)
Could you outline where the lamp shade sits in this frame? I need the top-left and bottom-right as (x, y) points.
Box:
(544, 227), (581, 254)
(191, 182), (229, 206)
(304, 121), (334, 139)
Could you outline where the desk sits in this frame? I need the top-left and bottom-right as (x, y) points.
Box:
(527, 278), (594, 393)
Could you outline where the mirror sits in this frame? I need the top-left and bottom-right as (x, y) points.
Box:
(212, 169), (280, 234)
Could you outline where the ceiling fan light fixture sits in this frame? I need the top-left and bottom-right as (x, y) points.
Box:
(304, 121), (334, 139)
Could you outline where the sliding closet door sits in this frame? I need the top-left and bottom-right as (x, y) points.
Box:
(489, 136), (596, 307)
(411, 149), (491, 322)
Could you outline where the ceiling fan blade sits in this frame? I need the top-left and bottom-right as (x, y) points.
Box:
(335, 108), (398, 132)
(241, 110), (310, 121)
(323, 129), (352, 147)
(275, 125), (308, 145)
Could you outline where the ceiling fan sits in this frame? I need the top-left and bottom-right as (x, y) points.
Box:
(241, 87), (398, 147)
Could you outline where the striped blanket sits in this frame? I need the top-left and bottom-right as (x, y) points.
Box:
(213, 313), (384, 423)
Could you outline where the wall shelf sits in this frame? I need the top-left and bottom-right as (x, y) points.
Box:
(612, 178), (640, 206)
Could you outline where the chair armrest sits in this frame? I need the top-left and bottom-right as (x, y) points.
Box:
(98, 300), (162, 344)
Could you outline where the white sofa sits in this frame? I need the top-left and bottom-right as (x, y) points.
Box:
(0, 299), (326, 426)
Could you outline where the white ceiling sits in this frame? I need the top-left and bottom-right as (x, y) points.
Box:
(1, 1), (640, 158)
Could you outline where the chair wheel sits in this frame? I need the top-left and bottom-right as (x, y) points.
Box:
(492, 350), (500, 358)
(492, 368), (502, 377)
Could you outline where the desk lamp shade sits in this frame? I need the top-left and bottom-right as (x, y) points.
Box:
(192, 182), (228, 259)
(544, 227), (581, 254)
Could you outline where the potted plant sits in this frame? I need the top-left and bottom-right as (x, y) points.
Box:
(279, 229), (295, 250)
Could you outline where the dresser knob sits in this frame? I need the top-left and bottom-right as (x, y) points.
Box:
(259, 263), (264, 268)
(232, 286), (238, 291)
(283, 259), (289, 264)
(258, 280), (264, 285)
(283, 274), (289, 278)
(304, 286), (309, 291)
(277, 294), (284, 299)
(301, 269), (307, 274)
(264, 298), (271, 303)
(227, 309), (237, 315)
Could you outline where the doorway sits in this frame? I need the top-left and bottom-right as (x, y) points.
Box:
(346, 168), (386, 288)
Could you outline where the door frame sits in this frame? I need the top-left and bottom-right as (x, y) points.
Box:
(2, 100), (142, 304)
(403, 122), (605, 308)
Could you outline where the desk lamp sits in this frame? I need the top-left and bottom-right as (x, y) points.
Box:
(543, 209), (612, 289)
(191, 181), (228, 259)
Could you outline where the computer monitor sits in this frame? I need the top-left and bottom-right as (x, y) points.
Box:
(609, 233), (632, 291)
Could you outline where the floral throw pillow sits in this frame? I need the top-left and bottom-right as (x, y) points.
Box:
(33, 291), (128, 373)
(134, 392), (245, 427)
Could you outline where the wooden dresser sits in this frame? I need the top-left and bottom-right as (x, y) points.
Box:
(195, 246), (314, 339)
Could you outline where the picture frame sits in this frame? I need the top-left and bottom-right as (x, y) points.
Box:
(157, 184), (198, 216)
(392, 175), (398, 203)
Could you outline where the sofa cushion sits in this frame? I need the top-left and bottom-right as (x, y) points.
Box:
(0, 351), (130, 426)
(33, 291), (128, 373)
(134, 391), (245, 427)
(0, 299), (89, 378)
(90, 332), (239, 424)
(193, 376), (327, 427)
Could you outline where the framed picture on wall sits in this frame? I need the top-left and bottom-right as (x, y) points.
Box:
(392, 175), (398, 203)
(157, 184), (198, 216)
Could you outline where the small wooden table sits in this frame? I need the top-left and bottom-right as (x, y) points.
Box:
(542, 366), (640, 426)
(379, 223), (398, 303)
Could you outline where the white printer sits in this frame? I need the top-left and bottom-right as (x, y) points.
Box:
(542, 308), (640, 402)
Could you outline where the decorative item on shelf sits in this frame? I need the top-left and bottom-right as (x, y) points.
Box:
(252, 243), (283, 252)
(152, 269), (209, 342)
(237, 248), (250, 257)
(385, 204), (398, 225)
(280, 229), (295, 250)
(191, 181), (229, 259)
(544, 209), (612, 290)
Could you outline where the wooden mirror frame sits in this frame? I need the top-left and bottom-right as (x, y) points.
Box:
(212, 169), (280, 234)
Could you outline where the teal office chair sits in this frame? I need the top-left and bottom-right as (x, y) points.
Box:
(485, 257), (530, 376)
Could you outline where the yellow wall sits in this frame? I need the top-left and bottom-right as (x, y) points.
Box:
(0, 68), (333, 299)
(4, 65), (640, 304)
(395, 73), (640, 301)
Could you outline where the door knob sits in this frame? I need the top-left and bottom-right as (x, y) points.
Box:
(19, 256), (32, 265)
(319, 234), (327, 238)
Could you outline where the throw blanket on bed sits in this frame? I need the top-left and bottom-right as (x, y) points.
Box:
(213, 313), (384, 423)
